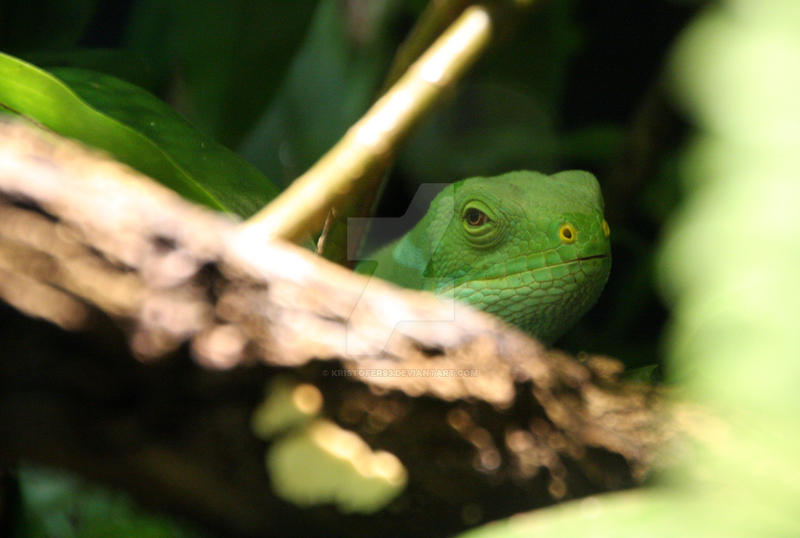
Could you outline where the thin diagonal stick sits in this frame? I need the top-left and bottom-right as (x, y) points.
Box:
(239, 5), (493, 243)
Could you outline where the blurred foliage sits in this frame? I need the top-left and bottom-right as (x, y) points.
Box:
(13, 467), (207, 537)
(250, 378), (405, 513)
(267, 419), (407, 514)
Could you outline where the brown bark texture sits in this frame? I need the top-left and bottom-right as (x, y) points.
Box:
(0, 121), (670, 536)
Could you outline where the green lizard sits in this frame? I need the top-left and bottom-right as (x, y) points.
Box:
(0, 56), (611, 343)
(357, 170), (611, 343)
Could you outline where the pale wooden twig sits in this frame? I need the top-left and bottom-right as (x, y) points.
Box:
(239, 5), (494, 243)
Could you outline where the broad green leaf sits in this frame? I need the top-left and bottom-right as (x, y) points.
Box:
(239, 0), (400, 187)
(125, 0), (317, 147)
(0, 52), (279, 217)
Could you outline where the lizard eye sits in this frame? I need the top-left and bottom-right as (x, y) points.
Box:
(464, 207), (489, 227)
(461, 200), (501, 246)
(558, 223), (577, 243)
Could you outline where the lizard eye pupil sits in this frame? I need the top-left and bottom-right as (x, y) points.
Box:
(558, 223), (577, 243)
(465, 208), (488, 226)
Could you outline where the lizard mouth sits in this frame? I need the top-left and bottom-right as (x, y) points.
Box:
(574, 254), (608, 262)
(536, 254), (610, 273)
(531, 253), (609, 271)
(450, 253), (610, 286)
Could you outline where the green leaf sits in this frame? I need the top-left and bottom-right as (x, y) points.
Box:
(0, 52), (279, 217)
(239, 0), (399, 187)
(125, 0), (318, 147)
(17, 466), (208, 538)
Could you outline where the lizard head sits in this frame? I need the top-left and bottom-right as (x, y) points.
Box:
(424, 170), (611, 343)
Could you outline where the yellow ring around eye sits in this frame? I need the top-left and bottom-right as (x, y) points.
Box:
(602, 219), (610, 238)
(558, 223), (577, 244)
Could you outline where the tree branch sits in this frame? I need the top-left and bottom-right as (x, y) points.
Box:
(240, 5), (494, 244)
(0, 120), (672, 536)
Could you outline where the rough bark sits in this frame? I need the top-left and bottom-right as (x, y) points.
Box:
(0, 121), (671, 536)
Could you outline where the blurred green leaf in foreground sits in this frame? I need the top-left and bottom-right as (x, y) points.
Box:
(14, 467), (207, 538)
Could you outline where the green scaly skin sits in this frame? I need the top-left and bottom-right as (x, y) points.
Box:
(356, 170), (611, 343)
